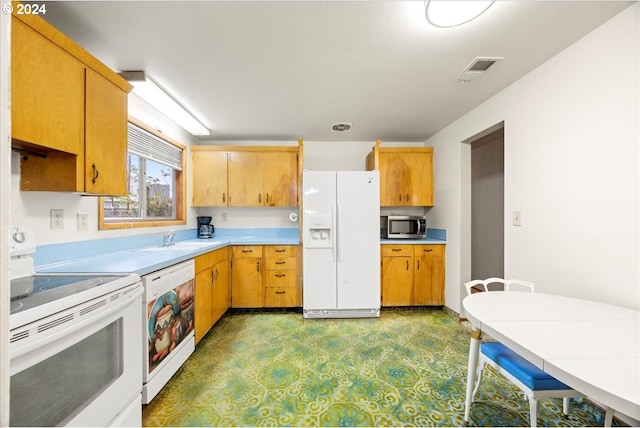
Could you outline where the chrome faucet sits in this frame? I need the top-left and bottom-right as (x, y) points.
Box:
(162, 230), (175, 247)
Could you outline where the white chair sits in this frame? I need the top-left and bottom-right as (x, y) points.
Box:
(464, 278), (580, 427)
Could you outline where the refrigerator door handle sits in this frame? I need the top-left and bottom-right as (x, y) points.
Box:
(336, 202), (342, 263)
(332, 204), (337, 263)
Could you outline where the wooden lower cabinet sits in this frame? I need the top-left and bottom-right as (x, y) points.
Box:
(413, 245), (445, 306)
(231, 246), (264, 308)
(381, 244), (445, 307)
(231, 244), (301, 308)
(265, 246), (300, 307)
(381, 245), (414, 306)
(194, 247), (230, 344)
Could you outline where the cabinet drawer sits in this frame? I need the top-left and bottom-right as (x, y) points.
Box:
(414, 245), (444, 258)
(381, 245), (413, 257)
(265, 270), (295, 287)
(232, 246), (263, 258)
(265, 257), (295, 270)
(265, 245), (295, 258)
(195, 247), (228, 273)
(265, 286), (299, 307)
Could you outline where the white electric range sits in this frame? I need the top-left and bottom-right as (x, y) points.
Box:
(8, 226), (143, 427)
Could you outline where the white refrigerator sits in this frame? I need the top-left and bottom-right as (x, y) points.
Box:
(302, 170), (380, 318)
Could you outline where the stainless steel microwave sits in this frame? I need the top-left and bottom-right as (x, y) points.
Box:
(381, 215), (427, 239)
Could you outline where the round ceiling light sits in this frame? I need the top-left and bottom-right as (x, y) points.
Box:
(425, 1), (494, 29)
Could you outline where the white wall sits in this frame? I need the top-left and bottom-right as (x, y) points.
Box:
(428, 4), (640, 313)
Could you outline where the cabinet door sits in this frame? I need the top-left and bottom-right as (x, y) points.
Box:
(212, 259), (230, 325)
(231, 247), (264, 308)
(11, 18), (84, 155)
(228, 152), (264, 206)
(379, 152), (410, 206)
(192, 151), (228, 206)
(413, 246), (445, 305)
(262, 152), (297, 206)
(381, 256), (413, 306)
(194, 268), (214, 344)
(404, 152), (433, 206)
(85, 69), (128, 195)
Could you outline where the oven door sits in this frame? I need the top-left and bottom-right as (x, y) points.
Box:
(9, 283), (143, 427)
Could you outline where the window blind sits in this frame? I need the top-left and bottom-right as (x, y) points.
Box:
(127, 123), (183, 171)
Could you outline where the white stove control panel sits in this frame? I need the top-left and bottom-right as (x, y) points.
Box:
(9, 226), (36, 280)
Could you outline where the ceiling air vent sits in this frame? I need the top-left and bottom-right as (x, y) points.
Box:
(455, 57), (503, 83)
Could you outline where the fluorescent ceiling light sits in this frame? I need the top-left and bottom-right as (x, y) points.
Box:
(425, 1), (494, 29)
(120, 71), (210, 136)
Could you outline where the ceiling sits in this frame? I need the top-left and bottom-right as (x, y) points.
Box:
(40, 1), (632, 143)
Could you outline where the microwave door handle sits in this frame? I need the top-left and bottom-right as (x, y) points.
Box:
(417, 219), (422, 235)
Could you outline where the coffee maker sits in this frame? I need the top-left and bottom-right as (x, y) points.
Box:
(197, 216), (215, 239)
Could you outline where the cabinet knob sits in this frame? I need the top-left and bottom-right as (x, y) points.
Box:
(275, 261), (286, 265)
(258, 193), (262, 203)
(242, 249), (253, 253)
(406, 194), (409, 202)
(275, 290), (286, 295)
(275, 249), (286, 253)
(398, 193), (402, 202)
(423, 249), (433, 252)
(266, 193), (270, 203)
(257, 260), (261, 272)
(222, 193), (226, 203)
(416, 260), (420, 270)
(392, 248), (402, 252)
(275, 273), (286, 278)
(406, 260), (409, 270)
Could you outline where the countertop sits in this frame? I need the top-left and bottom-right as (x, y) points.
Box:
(380, 238), (446, 245)
(37, 233), (299, 276)
(36, 228), (446, 276)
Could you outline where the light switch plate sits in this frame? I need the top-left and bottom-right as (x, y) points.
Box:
(513, 211), (522, 227)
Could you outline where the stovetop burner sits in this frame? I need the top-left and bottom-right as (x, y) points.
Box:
(10, 275), (127, 315)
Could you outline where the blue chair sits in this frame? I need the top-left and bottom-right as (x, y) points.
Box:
(464, 278), (580, 427)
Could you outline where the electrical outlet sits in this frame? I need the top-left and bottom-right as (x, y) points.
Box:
(222, 212), (228, 222)
(513, 211), (522, 227)
(50, 209), (64, 230)
(77, 213), (89, 231)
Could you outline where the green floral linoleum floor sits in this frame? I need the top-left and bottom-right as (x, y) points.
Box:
(142, 309), (615, 427)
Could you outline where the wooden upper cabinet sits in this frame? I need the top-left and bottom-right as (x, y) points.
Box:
(11, 11), (132, 195)
(11, 17), (84, 155)
(192, 146), (300, 207)
(262, 151), (297, 207)
(367, 142), (434, 207)
(192, 150), (228, 206)
(84, 70), (128, 196)
(228, 151), (264, 206)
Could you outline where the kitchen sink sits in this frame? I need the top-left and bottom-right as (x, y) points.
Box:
(135, 241), (223, 252)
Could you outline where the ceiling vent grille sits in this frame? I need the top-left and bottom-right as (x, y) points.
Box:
(456, 57), (503, 83)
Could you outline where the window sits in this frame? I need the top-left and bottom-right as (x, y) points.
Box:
(99, 118), (186, 230)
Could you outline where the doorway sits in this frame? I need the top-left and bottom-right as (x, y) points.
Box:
(470, 126), (504, 280)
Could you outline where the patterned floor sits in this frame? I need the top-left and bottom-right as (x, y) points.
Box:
(142, 309), (615, 427)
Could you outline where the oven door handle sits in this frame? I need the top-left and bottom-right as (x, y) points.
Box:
(9, 285), (143, 363)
